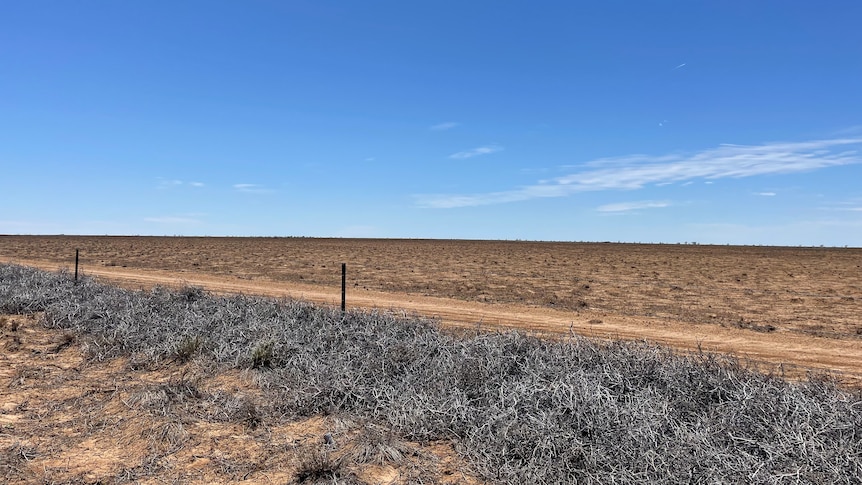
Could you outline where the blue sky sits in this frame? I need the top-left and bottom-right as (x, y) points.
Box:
(2, 1), (861, 245)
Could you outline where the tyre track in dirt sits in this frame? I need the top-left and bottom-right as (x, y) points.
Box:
(8, 258), (862, 385)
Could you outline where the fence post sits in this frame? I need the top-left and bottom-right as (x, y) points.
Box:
(341, 263), (346, 313)
(74, 249), (79, 284)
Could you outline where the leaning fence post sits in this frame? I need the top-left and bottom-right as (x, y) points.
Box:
(74, 249), (79, 284)
(341, 263), (346, 313)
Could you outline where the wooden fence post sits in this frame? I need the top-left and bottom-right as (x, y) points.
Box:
(74, 249), (79, 284)
(341, 263), (346, 313)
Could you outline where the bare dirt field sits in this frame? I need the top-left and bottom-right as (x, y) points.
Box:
(2, 235), (861, 382)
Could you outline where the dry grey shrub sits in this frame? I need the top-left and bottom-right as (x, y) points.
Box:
(145, 420), (189, 455)
(2, 263), (862, 484)
(0, 265), (79, 313)
(125, 374), (203, 417)
(349, 422), (418, 466)
(217, 393), (262, 429)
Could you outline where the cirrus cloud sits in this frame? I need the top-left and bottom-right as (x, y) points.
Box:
(233, 183), (274, 194)
(597, 200), (671, 213)
(157, 179), (204, 189)
(416, 137), (862, 208)
(448, 145), (503, 159)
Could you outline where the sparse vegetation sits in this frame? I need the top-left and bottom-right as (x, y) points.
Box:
(251, 340), (275, 369)
(1, 442), (37, 482)
(350, 423), (418, 466)
(173, 335), (203, 362)
(2, 263), (861, 483)
(292, 448), (355, 485)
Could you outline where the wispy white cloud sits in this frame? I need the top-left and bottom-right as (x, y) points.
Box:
(157, 179), (183, 189)
(449, 145), (503, 159)
(824, 201), (862, 212)
(416, 137), (862, 208)
(597, 200), (671, 213)
(431, 122), (459, 131)
(158, 179), (204, 189)
(755, 192), (777, 196)
(673, 63), (686, 70)
(233, 183), (274, 194)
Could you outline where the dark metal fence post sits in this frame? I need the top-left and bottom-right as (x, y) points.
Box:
(341, 263), (346, 313)
(74, 249), (79, 284)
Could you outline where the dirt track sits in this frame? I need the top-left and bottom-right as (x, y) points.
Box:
(2, 236), (862, 384)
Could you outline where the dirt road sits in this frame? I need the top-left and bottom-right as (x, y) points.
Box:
(9, 257), (862, 385)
